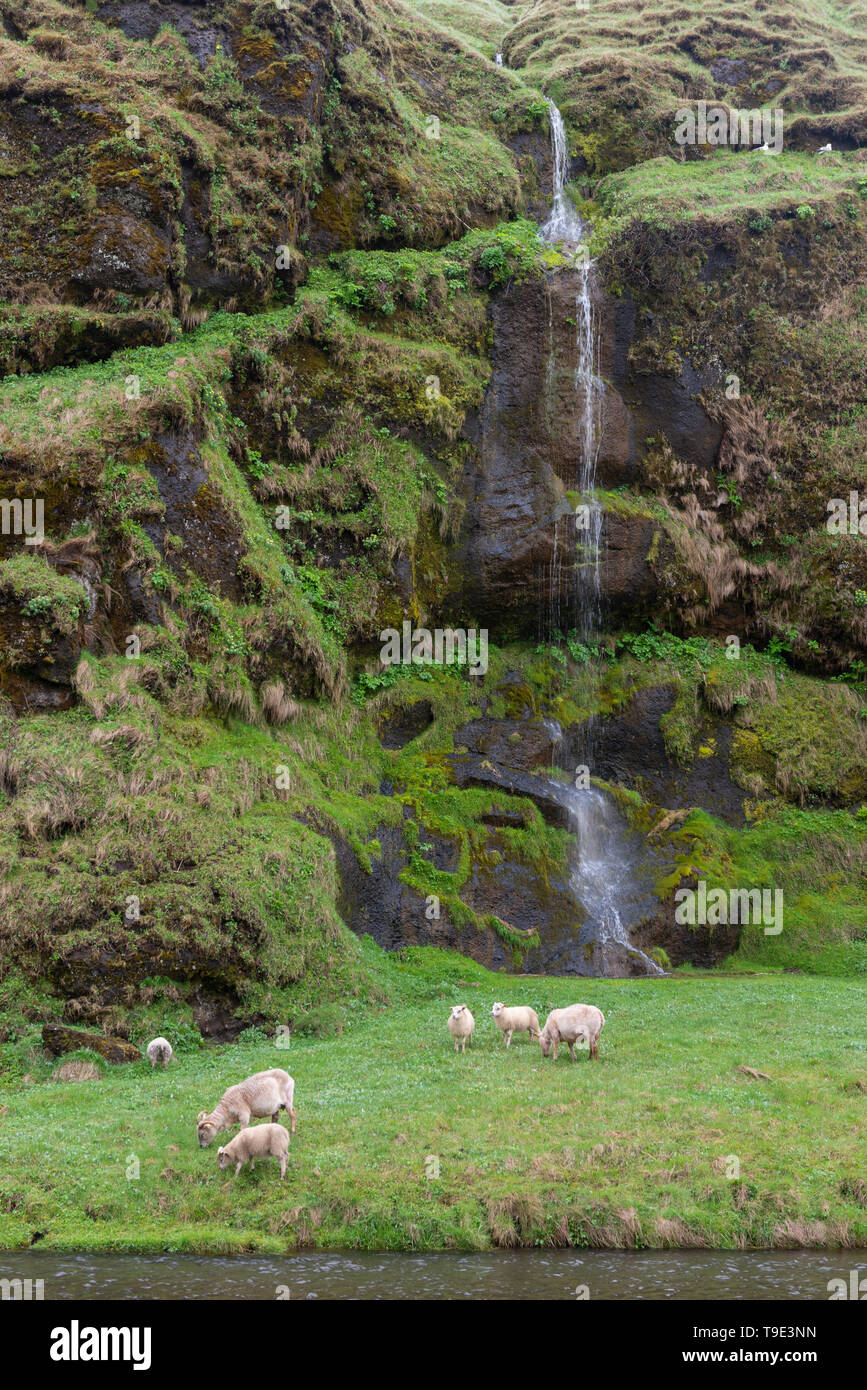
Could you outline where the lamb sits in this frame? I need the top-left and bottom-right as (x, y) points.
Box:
(146, 1037), (173, 1070)
(217, 1123), (290, 1181)
(538, 1004), (605, 1062)
(197, 1068), (297, 1147)
(491, 1002), (541, 1047)
(447, 1004), (475, 1053)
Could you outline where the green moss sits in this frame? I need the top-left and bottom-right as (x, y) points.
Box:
(0, 552), (85, 636)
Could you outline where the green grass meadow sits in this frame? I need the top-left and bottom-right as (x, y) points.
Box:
(1, 945), (866, 1254)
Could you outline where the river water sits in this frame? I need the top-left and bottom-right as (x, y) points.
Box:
(3, 1249), (865, 1300)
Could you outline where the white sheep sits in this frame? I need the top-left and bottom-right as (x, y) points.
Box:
(146, 1037), (173, 1070)
(217, 1123), (290, 1181)
(491, 1002), (541, 1046)
(538, 1004), (605, 1061)
(197, 1068), (297, 1147)
(447, 1004), (475, 1053)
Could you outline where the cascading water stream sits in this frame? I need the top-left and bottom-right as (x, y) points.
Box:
(541, 100), (602, 651)
(541, 100), (663, 976)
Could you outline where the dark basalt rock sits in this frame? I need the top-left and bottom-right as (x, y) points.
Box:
(191, 992), (267, 1044)
(332, 823), (514, 969)
(561, 685), (749, 825)
(50, 934), (247, 1000)
(42, 1023), (142, 1065)
(376, 699), (434, 749)
(633, 904), (741, 969)
(454, 715), (561, 770)
(142, 430), (247, 603)
(96, 3), (226, 67)
(710, 58), (752, 85)
(452, 269), (723, 638)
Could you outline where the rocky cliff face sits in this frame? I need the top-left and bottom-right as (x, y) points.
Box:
(0, 0), (865, 1037)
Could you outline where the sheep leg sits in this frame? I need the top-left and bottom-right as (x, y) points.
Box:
(249, 1159), (255, 1171)
(505, 1031), (512, 1047)
(271, 1110), (279, 1123)
(280, 1155), (287, 1181)
(590, 1037), (599, 1061)
(234, 1161), (243, 1177)
(568, 1042), (576, 1061)
(289, 1106), (297, 1135)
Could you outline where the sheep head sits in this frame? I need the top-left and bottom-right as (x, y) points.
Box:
(197, 1112), (218, 1147)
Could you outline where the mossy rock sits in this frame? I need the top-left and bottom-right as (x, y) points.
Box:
(42, 1024), (142, 1065)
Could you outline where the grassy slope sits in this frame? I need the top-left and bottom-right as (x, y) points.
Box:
(0, 0), (866, 1257)
(504, 0), (867, 170)
(1, 945), (866, 1253)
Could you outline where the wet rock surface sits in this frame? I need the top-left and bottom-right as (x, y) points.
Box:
(454, 715), (562, 770)
(453, 268), (725, 639)
(333, 824), (513, 970)
(561, 685), (749, 825)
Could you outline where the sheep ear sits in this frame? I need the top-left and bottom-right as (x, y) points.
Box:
(217, 1147), (224, 1155)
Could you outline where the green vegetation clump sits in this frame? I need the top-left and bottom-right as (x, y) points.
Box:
(0, 552), (85, 636)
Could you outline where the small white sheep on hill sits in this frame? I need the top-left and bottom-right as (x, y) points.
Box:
(491, 1003), (540, 1047)
(146, 1037), (173, 1070)
(447, 1004), (475, 1053)
(217, 1123), (290, 1181)
(538, 1004), (605, 1062)
(197, 1068), (297, 1147)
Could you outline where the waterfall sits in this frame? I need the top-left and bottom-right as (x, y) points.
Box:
(541, 102), (583, 246)
(540, 100), (663, 977)
(541, 99), (602, 648)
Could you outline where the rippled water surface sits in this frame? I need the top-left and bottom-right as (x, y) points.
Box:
(3, 1249), (864, 1300)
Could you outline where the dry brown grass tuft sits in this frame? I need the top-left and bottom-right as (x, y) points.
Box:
(654, 1216), (708, 1248)
(89, 723), (151, 752)
(208, 677), (260, 726)
(260, 681), (301, 725)
(51, 1060), (101, 1083)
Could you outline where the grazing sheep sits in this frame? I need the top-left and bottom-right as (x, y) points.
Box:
(491, 1002), (541, 1047)
(146, 1037), (173, 1070)
(538, 1004), (605, 1062)
(197, 1068), (297, 1147)
(217, 1123), (290, 1181)
(447, 1004), (475, 1053)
